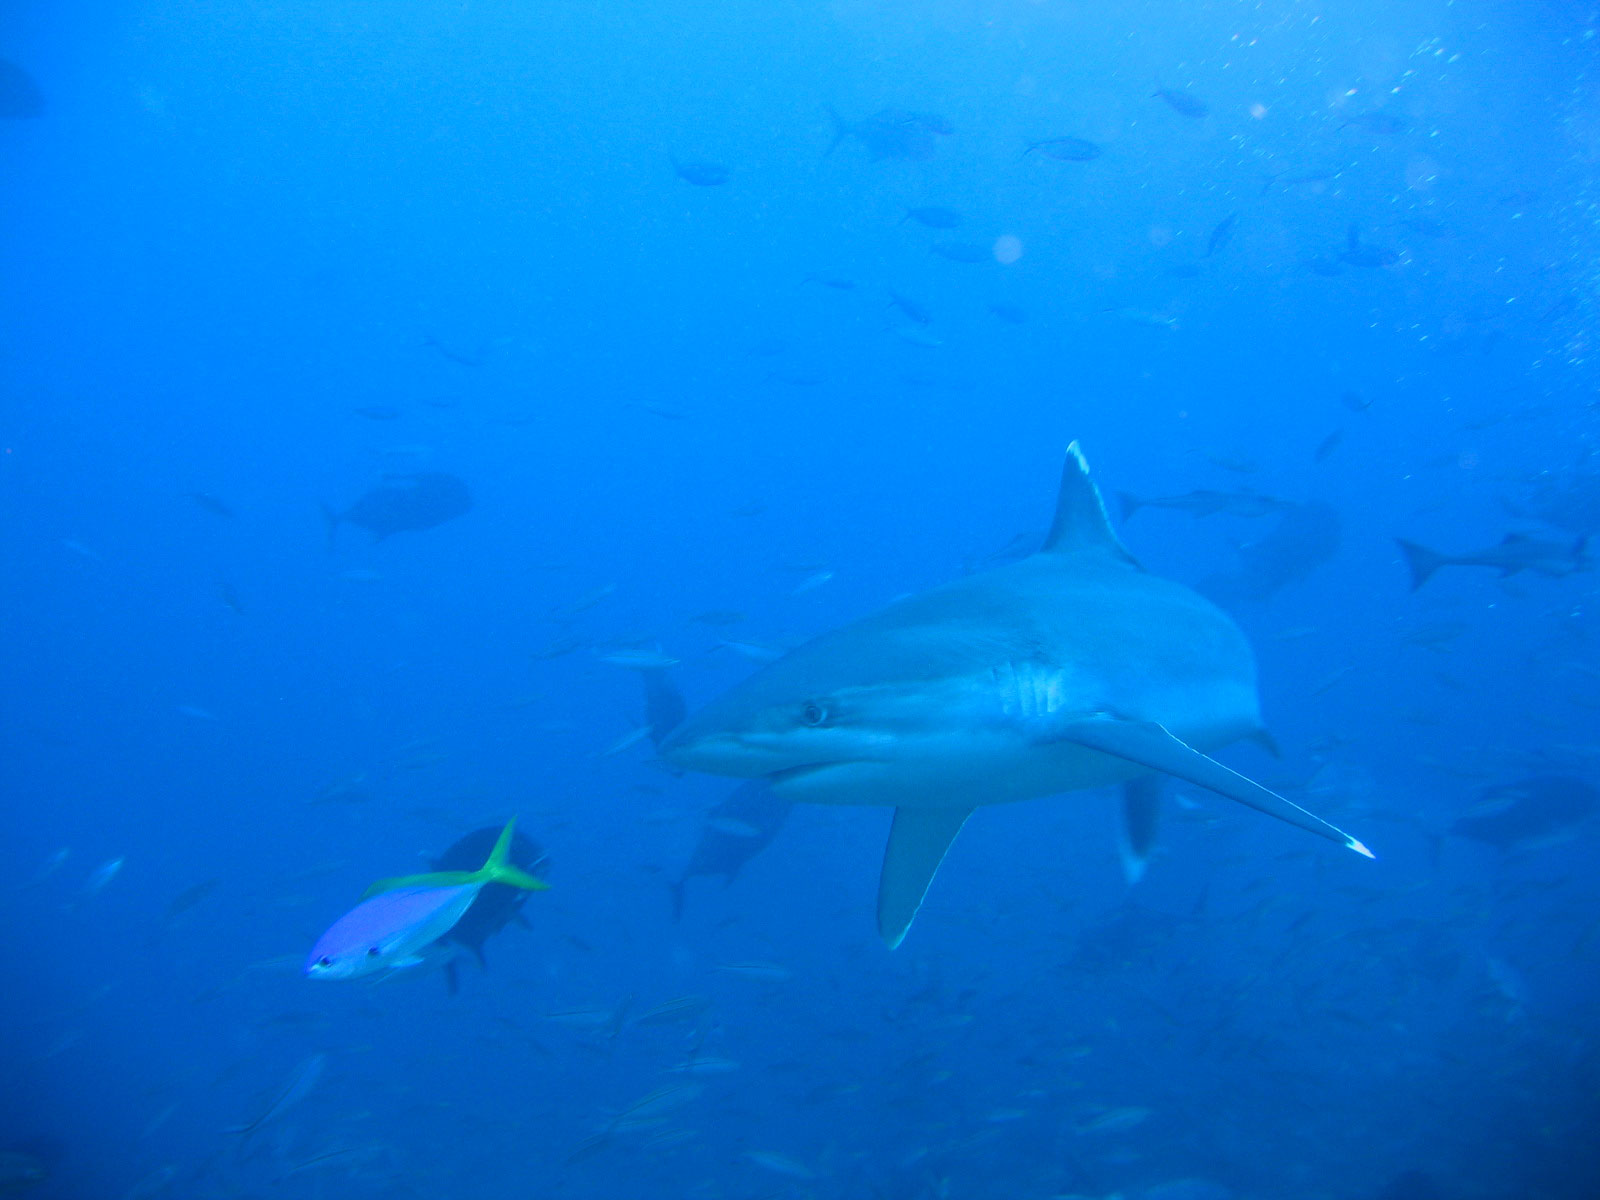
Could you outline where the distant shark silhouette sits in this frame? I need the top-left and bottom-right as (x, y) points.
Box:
(662, 443), (1372, 947)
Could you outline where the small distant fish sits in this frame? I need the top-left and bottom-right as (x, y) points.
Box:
(551, 583), (616, 621)
(60, 539), (102, 561)
(186, 491), (235, 519)
(1313, 429), (1345, 464)
(422, 335), (481, 367)
(671, 155), (729, 186)
(352, 405), (401, 420)
(1205, 213), (1238, 257)
(903, 206), (962, 229)
(888, 291), (932, 326)
(164, 878), (219, 921)
(1073, 1105), (1153, 1134)
(82, 857), (125, 899)
(1104, 307), (1178, 329)
(744, 1150), (815, 1180)
(1340, 390), (1372, 413)
(226, 1052), (327, 1140)
(632, 994), (713, 1026)
(1024, 136), (1102, 162)
(930, 242), (989, 264)
(176, 705), (219, 721)
(1153, 88), (1208, 117)
(668, 1055), (742, 1075)
(597, 649), (680, 670)
(791, 569), (835, 595)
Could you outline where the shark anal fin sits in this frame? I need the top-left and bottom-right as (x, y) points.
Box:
(1119, 777), (1163, 885)
(1056, 718), (1374, 859)
(878, 808), (971, 949)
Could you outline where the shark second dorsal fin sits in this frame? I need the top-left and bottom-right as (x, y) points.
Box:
(1041, 441), (1136, 562)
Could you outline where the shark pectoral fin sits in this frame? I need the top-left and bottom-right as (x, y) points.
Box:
(1056, 718), (1374, 859)
(877, 808), (971, 950)
(1118, 777), (1163, 885)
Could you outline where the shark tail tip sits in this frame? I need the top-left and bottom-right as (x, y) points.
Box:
(1395, 538), (1444, 590)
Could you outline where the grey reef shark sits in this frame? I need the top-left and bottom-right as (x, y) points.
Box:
(662, 443), (1372, 947)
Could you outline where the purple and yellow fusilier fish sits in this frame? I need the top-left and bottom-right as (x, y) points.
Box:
(305, 818), (547, 981)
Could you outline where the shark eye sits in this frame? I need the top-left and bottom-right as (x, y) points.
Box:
(801, 702), (828, 727)
(317, 957), (332, 968)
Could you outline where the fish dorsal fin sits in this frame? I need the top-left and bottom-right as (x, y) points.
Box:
(1041, 441), (1136, 563)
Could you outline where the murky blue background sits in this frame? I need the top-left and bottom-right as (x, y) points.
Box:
(3, 2), (1598, 1197)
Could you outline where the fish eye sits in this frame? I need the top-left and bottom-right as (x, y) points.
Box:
(317, 957), (332, 968)
(801, 702), (827, 727)
(367, 947), (381, 957)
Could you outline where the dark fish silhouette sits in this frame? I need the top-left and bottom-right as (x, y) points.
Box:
(826, 107), (951, 162)
(1153, 88), (1208, 118)
(1451, 776), (1598, 851)
(322, 472), (473, 544)
(1202, 501), (1342, 604)
(1024, 136), (1102, 162)
(1205, 213), (1238, 257)
(903, 206), (962, 229)
(1340, 223), (1398, 268)
(0, 58), (44, 118)
(431, 825), (550, 994)
(671, 155), (729, 186)
(670, 781), (790, 920)
(1396, 532), (1589, 590)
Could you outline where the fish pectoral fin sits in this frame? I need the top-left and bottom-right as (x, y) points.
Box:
(1118, 777), (1163, 885)
(877, 808), (972, 950)
(1053, 717), (1374, 859)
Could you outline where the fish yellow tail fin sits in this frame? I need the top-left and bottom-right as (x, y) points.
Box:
(362, 818), (548, 898)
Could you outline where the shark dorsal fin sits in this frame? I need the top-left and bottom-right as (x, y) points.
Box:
(1041, 441), (1135, 561)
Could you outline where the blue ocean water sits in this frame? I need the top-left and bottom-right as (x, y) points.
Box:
(4, 2), (1599, 1196)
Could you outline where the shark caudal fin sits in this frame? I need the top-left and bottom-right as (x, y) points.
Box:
(1395, 539), (1447, 591)
(877, 808), (971, 948)
(1041, 442), (1139, 565)
(1050, 716), (1374, 859)
(362, 818), (550, 899)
